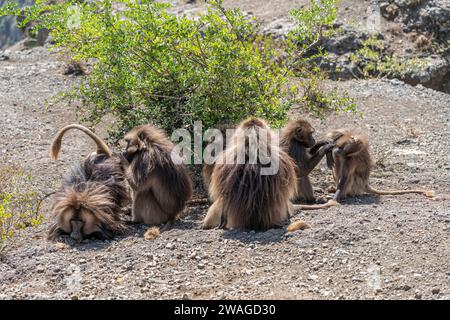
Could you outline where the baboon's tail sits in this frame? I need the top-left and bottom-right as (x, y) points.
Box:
(287, 220), (311, 232)
(144, 226), (160, 240)
(143, 219), (174, 241)
(366, 186), (435, 198)
(291, 199), (340, 211)
(50, 124), (111, 160)
(186, 198), (209, 206)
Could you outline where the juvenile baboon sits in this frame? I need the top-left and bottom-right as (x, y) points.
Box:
(48, 124), (129, 242)
(280, 119), (335, 203)
(202, 118), (298, 230)
(326, 128), (434, 201)
(122, 125), (193, 228)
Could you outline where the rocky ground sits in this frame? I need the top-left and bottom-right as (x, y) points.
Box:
(0, 0), (449, 300)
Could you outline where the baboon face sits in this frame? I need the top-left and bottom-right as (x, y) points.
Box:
(293, 120), (316, 147)
(54, 208), (112, 242)
(123, 132), (146, 162)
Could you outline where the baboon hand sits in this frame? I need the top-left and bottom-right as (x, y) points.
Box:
(323, 142), (336, 152)
(318, 141), (336, 155)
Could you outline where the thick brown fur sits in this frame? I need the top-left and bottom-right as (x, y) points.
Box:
(122, 125), (193, 228)
(201, 163), (215, 191)
(326, 128), (434, 200)
(144, 227), (160, 240)
(202, 118), (297, 231)
(280, 118), (335, 204)
(48, 125), (129, 241)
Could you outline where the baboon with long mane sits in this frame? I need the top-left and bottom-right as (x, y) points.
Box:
(48, 124), (129, 242)
(202, 118), (298, 230)
(121, 125), (193, 229)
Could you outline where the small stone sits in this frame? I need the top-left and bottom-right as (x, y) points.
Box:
(0, 52), (9, 61)
(166, 243), (175, 250)
(431, 287), (440, 295)
(390, 79), (403, 85)
(55, 243), (68, 250)
(197, 263), (205, 270)
(397, 285), (412, 291)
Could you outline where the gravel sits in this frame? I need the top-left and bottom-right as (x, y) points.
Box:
(0, 7), (449, 300)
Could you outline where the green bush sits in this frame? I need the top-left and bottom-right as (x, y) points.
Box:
(299, 75), (357, 117)
(286, 0), (356, 115)
(350, 35), (427, 78)
(1, 0), (356, 140)
(0, 165), (43, 258)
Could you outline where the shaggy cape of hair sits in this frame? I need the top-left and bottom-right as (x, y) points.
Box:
(50, 154), (129, 235)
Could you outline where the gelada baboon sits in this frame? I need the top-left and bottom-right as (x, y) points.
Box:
(48, 124), (129, 242)
(202, 117), (298, 230)
(122, 125), (192, 229)
(326, 128), (434, 201)
(280, 118), (335, 203)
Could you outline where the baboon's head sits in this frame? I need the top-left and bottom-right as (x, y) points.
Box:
(327, 129), (369, 157)
(290, 119), (316, 147)
(342, 135), (369, 157)
(53, 208), (108, 242)
(233, 117), (273, 151)
(326, 129), (347, 146)
(123, 129), (147, 162)
(122, 125), (170, 163)
(48, 185), (122, 242)
(237, 117), (268, 130)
